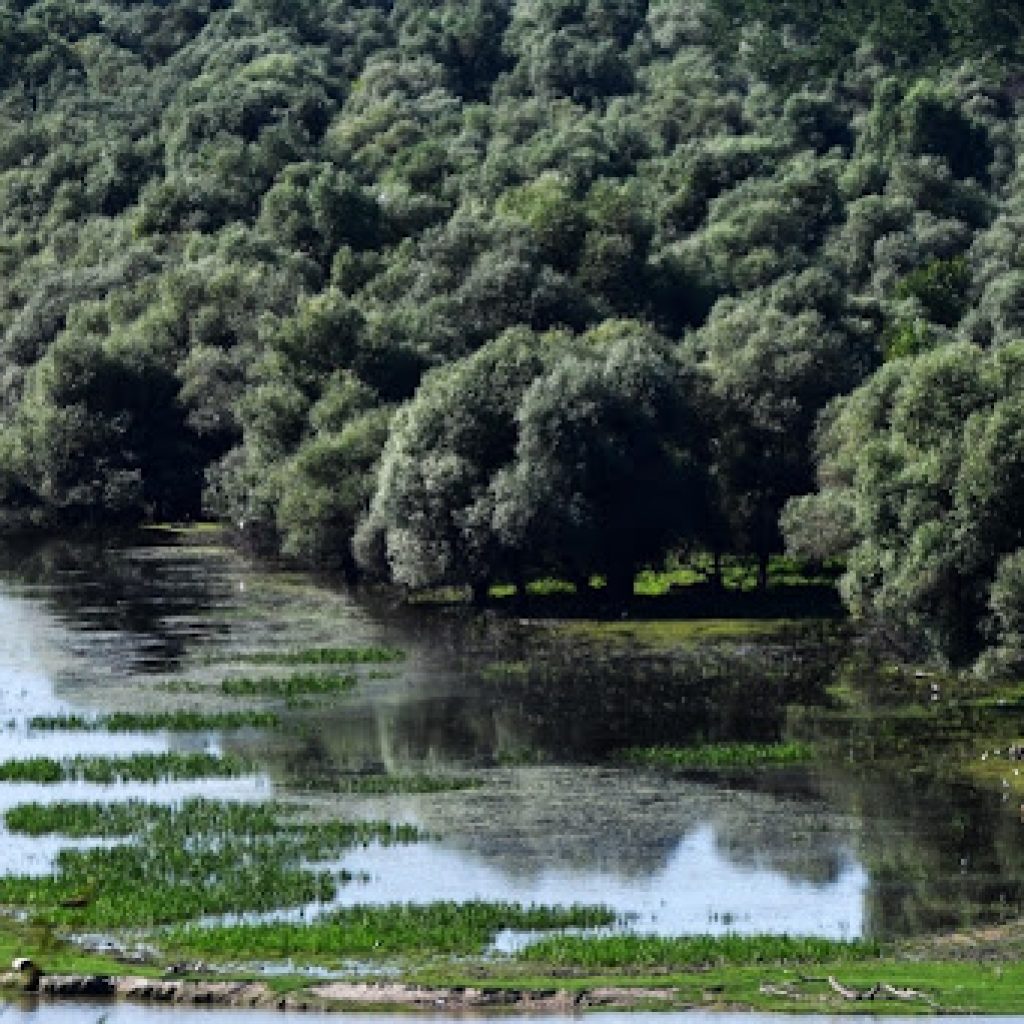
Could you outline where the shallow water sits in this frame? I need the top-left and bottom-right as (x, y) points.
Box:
(0, 533), (1023, 970)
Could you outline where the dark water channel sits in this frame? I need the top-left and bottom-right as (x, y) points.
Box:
(0, 531), (1023, 962)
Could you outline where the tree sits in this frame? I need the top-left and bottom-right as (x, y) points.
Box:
(493, 321), (708, 601)
(784, 342), (1024, 668)
(699, 270), (880, 586)
(355, 327), (551, 598)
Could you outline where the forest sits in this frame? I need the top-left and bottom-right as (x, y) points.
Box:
(2, 0), (1024, 668)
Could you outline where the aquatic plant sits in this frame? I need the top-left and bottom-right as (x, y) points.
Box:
(28, 711), (279, 732)
(619, 741), (814, 770)
(0, 752), (252, 783)
(220, 672), (357, 697)
(161, 901), (617, 959)
(229, 647), (405, 666)
(5, 799), (278, 837)
(0, 800), (423, 927)
(291, 774), (481, 795)
(516, 933), (882, 971)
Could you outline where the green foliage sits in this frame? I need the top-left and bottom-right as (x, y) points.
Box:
(358, 321), (709, 597)
(0, 0), (1022, 628)
(784, 342), (1024, 668)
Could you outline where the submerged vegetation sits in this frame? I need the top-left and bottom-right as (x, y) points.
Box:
(0, 752), (252, 783)
(219, 672), (357, 698)
(28, 710), (279, 731)
(162, 901), (617, 960)
(0, 799), (422, 927)
(619, 741), (814, 770)
(228, 647), (405, 666)
(289, 773), (482, 795)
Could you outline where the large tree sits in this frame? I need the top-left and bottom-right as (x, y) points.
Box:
(784, 341), (1024, 669)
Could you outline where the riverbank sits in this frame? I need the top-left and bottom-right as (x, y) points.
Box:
(3, 930), (1024, 1015)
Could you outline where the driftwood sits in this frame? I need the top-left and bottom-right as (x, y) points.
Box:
(758, 974), (939, 1009)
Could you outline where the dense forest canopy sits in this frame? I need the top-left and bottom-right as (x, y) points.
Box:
(3, 0), (1024, 667)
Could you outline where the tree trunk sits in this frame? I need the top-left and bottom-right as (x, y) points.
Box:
(757, 551), (769, 592)
(606, 564), (635, 607)
(470, 579), (489, 607)
(712, 550), (723, 590)
(512, 568), (527, 611)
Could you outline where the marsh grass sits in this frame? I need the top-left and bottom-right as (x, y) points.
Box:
(0, 752), (252, 783)
(29, 711), (279, 732)
(552, 618), (797, 648)
(292, 774), (482, 795)
(220, 672), (357, 697)
(516, 934), (882, 971)
(620, 742), (814, 770)
(161, 901), (617, 959)
(0, 799), (423, 927)
(229, 647), (405, 666)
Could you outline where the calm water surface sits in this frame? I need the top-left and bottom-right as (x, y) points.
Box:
(0, 534), (1023, 1018)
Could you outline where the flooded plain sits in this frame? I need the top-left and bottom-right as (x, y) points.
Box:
(1, 531), (1024, 1016)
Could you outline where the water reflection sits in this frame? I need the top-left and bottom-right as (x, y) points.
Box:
(0, 534), (1022, 944)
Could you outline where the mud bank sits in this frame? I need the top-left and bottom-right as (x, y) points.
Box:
(2, 972), (677, 1012)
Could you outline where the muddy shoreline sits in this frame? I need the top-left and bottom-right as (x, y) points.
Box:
(3, 972), (678, 1013)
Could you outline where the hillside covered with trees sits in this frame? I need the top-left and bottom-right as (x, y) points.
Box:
(3, 0), (1024, 666)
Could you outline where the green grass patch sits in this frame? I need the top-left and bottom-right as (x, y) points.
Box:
(619, 741), (814, 771)
(290, 773), (482, 795)
(229, 646), (405, 667)
(550, 618), (796, 649)
(29, 710), (279, 732)
(5, 798), (278, 838)
(516, 933), (881, 972)
(0, 799), (423, 927)
(220, 672), (357, 698)
(161, 901), (616, 960)
(0, 752), (252, 784)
